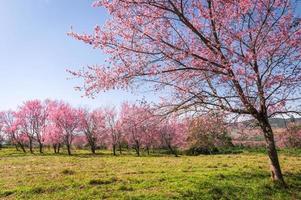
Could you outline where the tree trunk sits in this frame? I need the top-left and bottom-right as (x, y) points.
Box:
(66, 144), (72, 155)
(29, 139), (34, 154)
(258, 117), (286, 186)
(168, 145), (178, 157)
(135, 142), (140, 157)
(15, 144), (20, 151)
(39, 143), (43, 153)
(146, 146), (150, 155)
(57, 144), (61, 153)
(91, 144), (96, 154)
(53, 144), (57, 153)
(19, 143), (26, 153)
(135, 147), (140, 156)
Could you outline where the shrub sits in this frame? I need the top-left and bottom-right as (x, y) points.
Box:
(279, 124), (301, 148)
(186, 114), (233, 155)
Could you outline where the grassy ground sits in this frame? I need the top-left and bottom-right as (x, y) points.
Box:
(0, 148), (300, 200)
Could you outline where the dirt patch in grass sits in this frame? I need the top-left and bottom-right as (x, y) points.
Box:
(89, 177), (118, 185)
(61, 169), (76, 175)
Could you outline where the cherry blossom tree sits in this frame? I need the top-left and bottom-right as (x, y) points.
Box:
(14, 114), (34, 153)
(119, 103), (157, 156)
(119, 103), (144, 156)
(43, 124), (63, 153)
(79, 108), (106, 154)
(0, 111), (27, 152)
(138, 106), (160, 155)
(158, 117), (188, 157)
(141, 121), (160, 155)
(49, 101), (81, 155)
(119, 102), (164, 156)
(103, 107), (124, 155)
(69, 0), (301, 184)
(16, 100), (48, 153)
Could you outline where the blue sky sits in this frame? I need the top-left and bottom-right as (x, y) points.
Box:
(0, 1), (300, 111)
(0, 0), (155, 110)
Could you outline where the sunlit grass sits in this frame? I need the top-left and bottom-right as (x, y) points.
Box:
(0, 148), (300, 199)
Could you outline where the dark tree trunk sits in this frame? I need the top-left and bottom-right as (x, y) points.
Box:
(146, 146), (150, 155)
(19, 143), (26, 153)
(168, 144), (178, 157)
(57, 144), (61, 153)
(53, 144), (57, 153)
(135, 141), (140, 156)
(66, 144), (72, 155)
(15, 144), (20, 151)
(29, 139), (34, 154)
(258, 116), (286, 186)
(113, 144), (116, 156)
(91, 144), (96, 154)
(39, 143), (43, 153)
(135, 147), (140, 156)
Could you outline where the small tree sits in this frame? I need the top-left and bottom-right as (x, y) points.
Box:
(43, 124), (63, 153)
(158, 117), (188, 157)
(119, 102), (156, 156)
(279, 123), (301, 148)
(103, 107), (123, 155)
(187, 114), (233, 155)
(79, 108), (106, 154)
(16, 100), (48, 153)
(0, 111), (27, 152)
(49, 101), (81, 155)
(120, 103), (145, 156)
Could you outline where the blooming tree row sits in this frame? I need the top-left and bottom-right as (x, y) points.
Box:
(0, 100), (197, 156)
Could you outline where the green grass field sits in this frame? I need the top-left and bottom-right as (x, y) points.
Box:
(0, 148), (300, 200)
